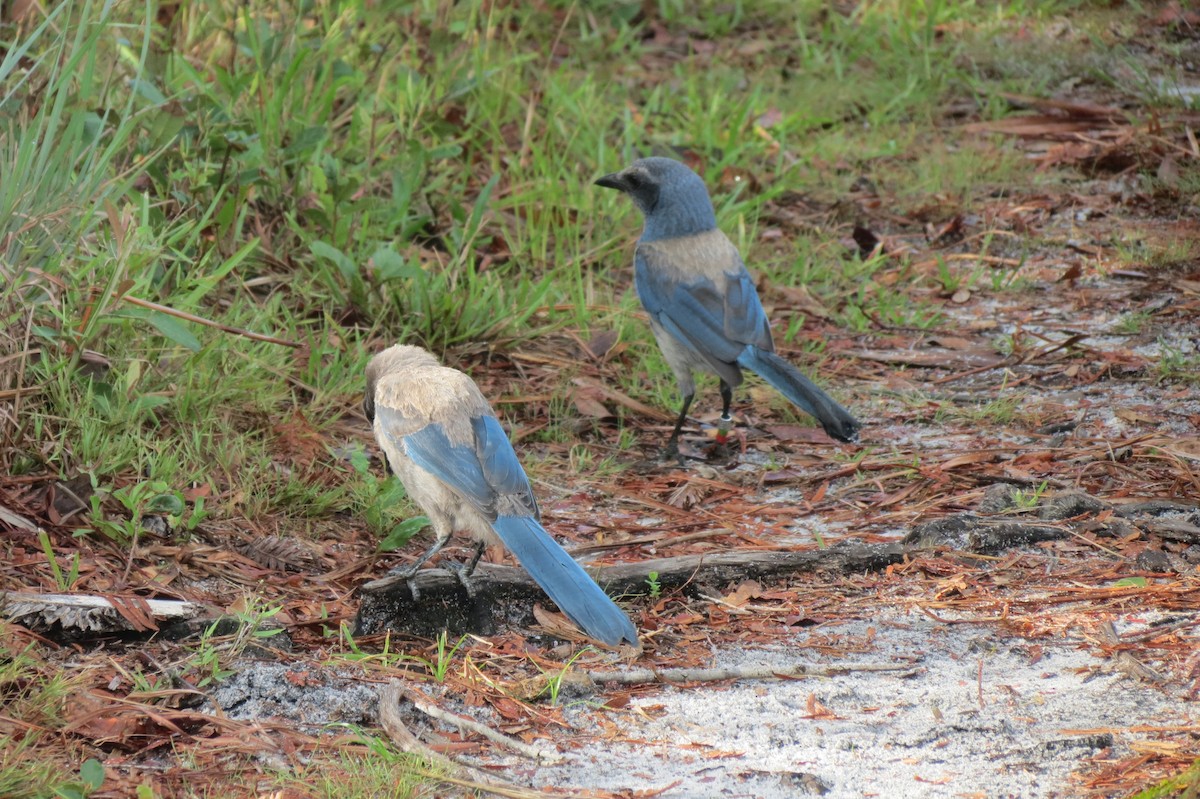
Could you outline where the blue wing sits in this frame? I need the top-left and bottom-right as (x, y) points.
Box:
(471, 415), (539, 518)
(377, 406), (537, 520)
(635, 247), (773, 374)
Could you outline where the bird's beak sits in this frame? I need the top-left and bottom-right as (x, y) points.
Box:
(594, 171), (626, 191)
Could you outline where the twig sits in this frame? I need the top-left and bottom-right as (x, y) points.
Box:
(122, 295), (301, 348)
(582, 661), (916, 686)
(2, 587), (201, 633)
(1117, 616), (1200, 644)
(0, 503), (39, 532)
(570, 526), (736, 555)
(377, 681), (565, 799)
(913, 253), (1024, 270)
(697, 593), (754, 616)
(402, 686), (564, 763)
(918, 605), (1009, 625)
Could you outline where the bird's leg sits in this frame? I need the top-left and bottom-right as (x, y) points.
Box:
(387, 531), (451, 601)
(389, 535), (449, 579)
(716, 381), (734, 445)
(443, 539), (486, 599)
(662, 392), (694, 463)
(461, 539), (487, 579)
(710, 381), (737, 459)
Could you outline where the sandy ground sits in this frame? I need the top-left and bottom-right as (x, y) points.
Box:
(498, 612), (1188, 798)
(208, 236), (1199, 797)
(210, 607), (1189, 798)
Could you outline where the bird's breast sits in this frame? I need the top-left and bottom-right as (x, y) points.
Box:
(638, 228), (742, 284)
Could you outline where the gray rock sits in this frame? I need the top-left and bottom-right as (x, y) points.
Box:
(1039, 492), (1108, 521)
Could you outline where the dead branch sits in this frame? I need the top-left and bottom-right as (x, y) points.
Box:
(584, 661), (916, 687)
(377, 681), (565, 799)
(402, 685), (564, 763)
(504, 662), (919, 701)
(122, 295), (301, 348)
(2, 591), (202, 635)
(355, 543), (905, 638)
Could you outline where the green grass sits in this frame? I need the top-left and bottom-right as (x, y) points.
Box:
(3, 0), (1124, 505)
(935, 393), (1029, 427)
(0, 635), (87, 798)
(1, 0), (1189, 792)
(1128, 760), (1200, 799)
(1158, 342), (1200, 385)
(280, 749), (441, 799)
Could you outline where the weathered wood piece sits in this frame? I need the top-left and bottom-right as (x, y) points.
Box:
(355, 543), (905, 638)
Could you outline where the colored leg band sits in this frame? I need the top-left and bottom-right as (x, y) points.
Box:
(716, 414), (734, 444)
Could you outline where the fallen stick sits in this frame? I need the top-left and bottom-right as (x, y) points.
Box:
(377, 681), (564, 799)
(504, 661), (918, 701)
(583, 661), (916, 687)
(356, 542), (905, 638)
(2, 591), (202, 634)
(402, 685), (564, 763)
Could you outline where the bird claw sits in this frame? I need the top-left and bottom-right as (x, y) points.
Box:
(443, 562), (478, 598)
(662, 438), (709, 465)
(660, 448), (689, 467)
(384, 563), (424, 601)
(385, 562), (475, 600)
(660, 444), (683, 464)
(706, 426), (744, 463)
(708, 441), (734, 461)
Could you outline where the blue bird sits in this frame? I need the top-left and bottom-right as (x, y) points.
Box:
(364, 344), (639, 647)
(595, 157), (861, 459)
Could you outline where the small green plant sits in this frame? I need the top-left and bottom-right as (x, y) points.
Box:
(39, 530), (81, 591)
(615, 424), (639, 452)
(189, 598), (286, 688)
(568, 444), (594, 473)
(331, 625), (413, 672)
(0, 638), (84, 797)
(1011, 481), (1049, 510)
(374, 629), (468, 684)
(81, 478), (206, 545)
(537, 646), (593, 706)
(646, 571), (662, 599)
(1157, 342), (1200, 384)
(935, 256), (963, 294)
(429, 630), (468, 683)
(1114, 310), (1153, 335)
(989, 263), (1028, 292)
(53, 759), (105, 799)
(940, 394), (1025, 427)
(348, 446), (429, 551)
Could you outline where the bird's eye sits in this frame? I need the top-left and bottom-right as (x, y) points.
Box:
(626, 173), (643, 188)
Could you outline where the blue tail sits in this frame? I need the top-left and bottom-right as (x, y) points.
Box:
(737, 347), (861, 442)
(492, 516), (638, 646)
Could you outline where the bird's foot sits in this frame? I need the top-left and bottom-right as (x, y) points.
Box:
(661, 437), (712, 465)
(660, 444), (687, 467)
(443, 561), (478, 599)
(708, 441), (735, 461)
(706, 423), (744, 463)
(384, 563), (424, 601)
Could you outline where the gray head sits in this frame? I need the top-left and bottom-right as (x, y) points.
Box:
(595, 157), (718, 242)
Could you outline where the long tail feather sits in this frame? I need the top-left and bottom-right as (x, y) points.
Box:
(492, 517), (638, 646)
(738, 347), (861, 442)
